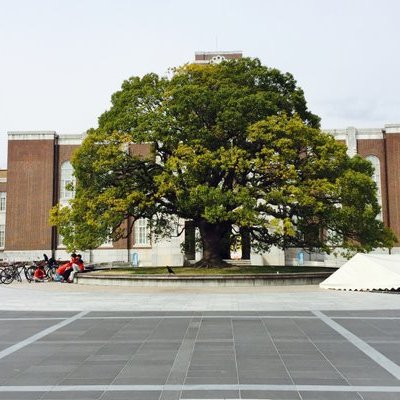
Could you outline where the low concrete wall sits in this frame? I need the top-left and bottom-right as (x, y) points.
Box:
(75, 272), (332, 287)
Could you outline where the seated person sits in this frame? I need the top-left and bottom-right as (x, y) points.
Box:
(34, 265), (46, 282)
(54, 263), (73, 283)
(70, 254), (85, 281)
(73, 254), (85, 272)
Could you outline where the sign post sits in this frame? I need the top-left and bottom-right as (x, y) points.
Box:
(131, 252), (139, 268)
(296, 251), (304, 266)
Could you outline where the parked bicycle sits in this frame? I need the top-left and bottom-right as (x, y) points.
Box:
(43, 254), (60, 280)
(0, 262), (34, 284)
(24, 255), (61, 282)
(0, 255), (63, 284)
(0, 262), (10, 284)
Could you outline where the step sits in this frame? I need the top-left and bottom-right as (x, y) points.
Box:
(223, 259), (251, 266)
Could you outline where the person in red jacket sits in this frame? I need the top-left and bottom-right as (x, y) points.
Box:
(33, 265), (46, 282)
(54, 253), (76, 282)
(54, 263), (72, 282)
(76, 254), (85, 271)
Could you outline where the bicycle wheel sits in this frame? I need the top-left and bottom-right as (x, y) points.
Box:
(25, 266), (36, 282)
(0, 267), (15, 284)
(45, 266), (56, 280)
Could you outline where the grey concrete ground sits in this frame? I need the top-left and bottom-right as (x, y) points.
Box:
(0, 283), (399, 399)
(2, 282), (400, 311)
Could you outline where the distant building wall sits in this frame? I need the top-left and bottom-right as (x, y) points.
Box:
(194, 51), (243, 64)
(327, 124), (400, 243)
(6, 133), (55, 251)
(384, 126), (400, 238)
(0, 170), (6, 258)
(357, 138), (388, 226)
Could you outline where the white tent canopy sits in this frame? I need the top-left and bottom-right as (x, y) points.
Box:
(320, 253), (400, 291)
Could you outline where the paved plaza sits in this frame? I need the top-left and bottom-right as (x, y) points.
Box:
(0, 284), (400, 399)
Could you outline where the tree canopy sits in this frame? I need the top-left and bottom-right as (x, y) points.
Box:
(50, 57), (396, 265)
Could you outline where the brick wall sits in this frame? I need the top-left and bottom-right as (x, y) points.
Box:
(357, 139), (388, 227)
(6, 139), (55, 250)
(383, 134), (400, 240)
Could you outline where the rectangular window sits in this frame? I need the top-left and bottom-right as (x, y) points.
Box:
(0, 225), (5, 248)
(134, 218), (149, 245)
(0, 192), (6, 212)
(58, 234), (64, 247)
(60, 162), (76, 202)
(60, 179), (75, 200)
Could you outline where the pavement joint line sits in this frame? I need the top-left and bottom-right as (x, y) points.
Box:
(331, 317), (400, 320)
(230, 318), (241, 398)
(313, 310), (400, 381)
(0, 384), (400, 392)
(0, 315), (318, 320)
(260, 317), (296, 387)
(0, 311), (89, 361)
(0, 318), (66, 321)
(2, 315), (400, 320)
(161, 316), (203, 400)
(83, 315), (318, 319)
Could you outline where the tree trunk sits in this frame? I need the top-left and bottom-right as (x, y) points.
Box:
(240, 227), (251, 260)
(196, 220), (231, 267)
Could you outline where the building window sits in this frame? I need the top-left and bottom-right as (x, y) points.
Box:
(366, 155), (382, 220)
(0, 225), (5, 248)
(58, 234), (64, 248)
(0, 192), (6, 212)
(60, 161), (76, 201)
(134, 218), (150, 245)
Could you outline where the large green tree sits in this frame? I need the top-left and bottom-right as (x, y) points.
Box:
(50, 58), (395, 265)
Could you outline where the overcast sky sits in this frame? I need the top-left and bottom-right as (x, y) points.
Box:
(1, 0), (399, 169)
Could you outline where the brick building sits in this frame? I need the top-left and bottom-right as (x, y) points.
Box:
(287, 124), (400, 266)
(1, 132), (186, 265)
(2, 124), (399, 267)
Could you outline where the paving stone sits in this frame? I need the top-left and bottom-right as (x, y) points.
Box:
(184, 376), (238, 384)
(361, 393), (400, 400)
(325, 310), (400, 318)
(101, 391), (162, 400)
(299, 392), (363, 400)
(0, 393), (45, 400)
(240, 390), (301, 399)
(40, 392), (103, 399)
(370, 342), (400, 365)
(180, 390), (239, 398)
(66, 364), (124, 379)
(59, 378), (115, 385)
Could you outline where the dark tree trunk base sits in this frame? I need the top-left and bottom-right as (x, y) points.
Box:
(194, 258), (230, 268)
(197, 220), (232, 268)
